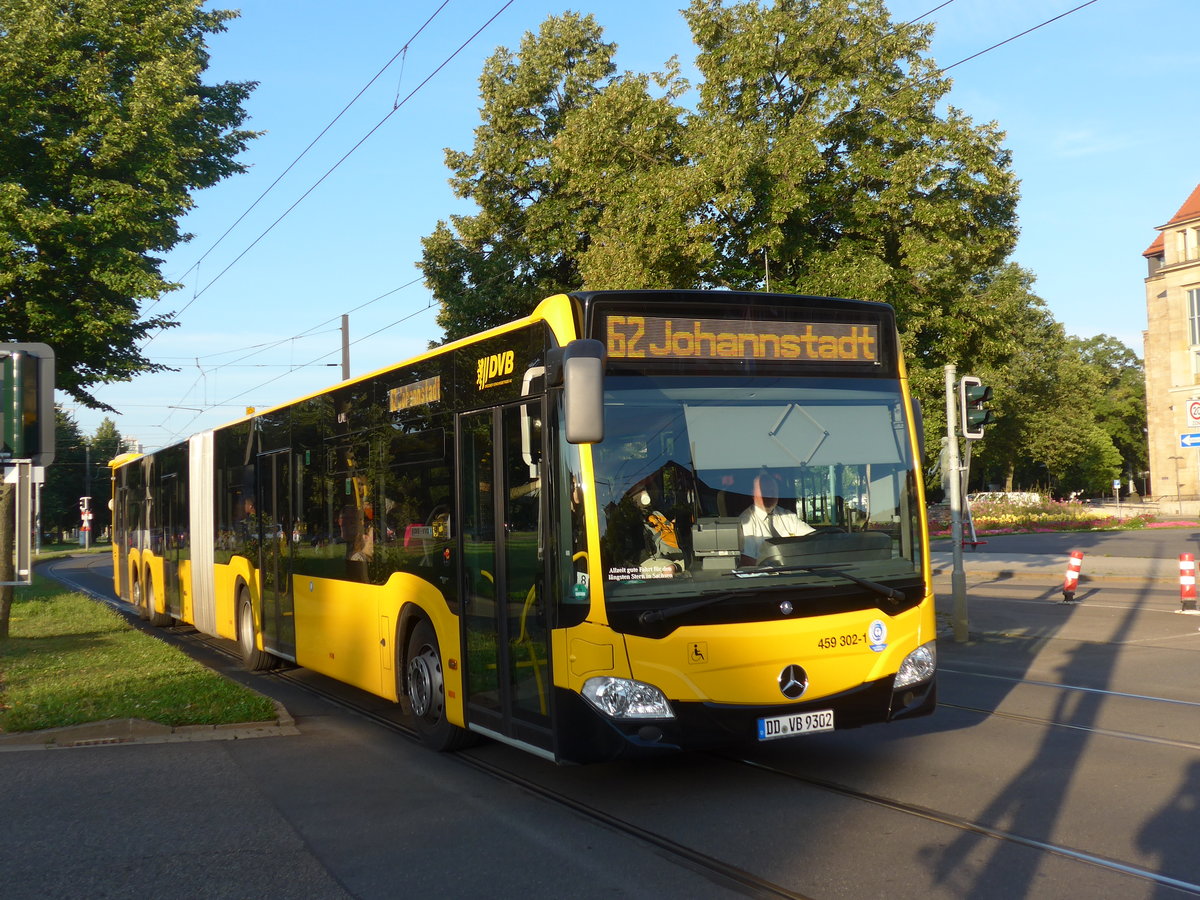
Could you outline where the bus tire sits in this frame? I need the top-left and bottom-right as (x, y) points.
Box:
(145, 575), (172, 627)
(405, 618), (472, 751)
(131, 574), (149, 621)
(237, 588), (274, 672)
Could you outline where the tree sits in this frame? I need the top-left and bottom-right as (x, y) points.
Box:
(40, 408), (88, 539)
(0, 0), (257, 407)
(418, 12), (616, 341)
(941, 267), (1124, 496)
(0, 0), (255, 639)
(1071, 335), (1148, 492)
(424, 1), (1018, 344)
(681, 0), (1017, 317)
(87, 417), (124, 533)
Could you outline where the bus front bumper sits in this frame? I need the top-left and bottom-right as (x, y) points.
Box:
(553, 675), (935, 765)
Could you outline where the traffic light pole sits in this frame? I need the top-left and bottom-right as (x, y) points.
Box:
(944, 365), (969, 642)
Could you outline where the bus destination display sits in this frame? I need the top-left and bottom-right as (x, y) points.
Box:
(605, 314), (879, 363)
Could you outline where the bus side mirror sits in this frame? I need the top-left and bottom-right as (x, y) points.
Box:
(562, 339), (605, 444)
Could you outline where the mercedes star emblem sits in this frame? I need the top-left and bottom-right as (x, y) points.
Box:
(778, 664), (808, 700)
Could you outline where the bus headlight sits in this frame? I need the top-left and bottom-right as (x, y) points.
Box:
(894, 641), (936, 689)
(581, 676), (675, 719)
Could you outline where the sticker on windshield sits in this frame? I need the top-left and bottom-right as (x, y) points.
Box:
(607, 562), (680, 582)
(868, 619), (887, 652)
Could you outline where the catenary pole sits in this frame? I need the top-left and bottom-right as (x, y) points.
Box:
(945, 365), (968, 642)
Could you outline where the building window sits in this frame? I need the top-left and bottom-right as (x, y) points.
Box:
(1189, 288), (1200, 346)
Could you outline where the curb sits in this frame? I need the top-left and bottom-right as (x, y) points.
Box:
(0, 701), (298, 752)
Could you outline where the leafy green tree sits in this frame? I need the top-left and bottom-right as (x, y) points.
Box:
(419, 13), (616, 341)
(1070, 335), (1148, 491)
(40, 409), (88, 539)
(554, 63), (711, 289)
(0, 0), (257, 407)
(87, 417), (124, 532)
(424, 1), (1019, 346)
(681, 0), (1017, 318)
(0, 0), (255, 639)
(952, 270), (1122, 496)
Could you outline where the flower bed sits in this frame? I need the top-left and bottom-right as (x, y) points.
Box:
(928, 498), (1164, 536)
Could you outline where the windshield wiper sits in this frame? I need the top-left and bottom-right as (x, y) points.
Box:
(638, 583), (797, 625)
(728, 563), (905, 602)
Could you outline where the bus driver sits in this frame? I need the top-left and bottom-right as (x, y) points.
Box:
(739, 471), (814, 563)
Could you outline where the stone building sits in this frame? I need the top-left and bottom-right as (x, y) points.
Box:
(1143, 183), (1200, 506)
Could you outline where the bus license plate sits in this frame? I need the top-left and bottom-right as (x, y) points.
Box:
(757, 709), (834, 741)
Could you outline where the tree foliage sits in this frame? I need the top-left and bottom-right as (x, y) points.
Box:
(1, 0), (254, 639)
(423, 0), (1018, 348)
(945, 266), (1136, 497)
(40, 409), (86, 538)
(419, 12), (616, 341)
(0, 0), (257, 408)
(1070, 335), (1148, 486)
(421, 2), (1143, 498)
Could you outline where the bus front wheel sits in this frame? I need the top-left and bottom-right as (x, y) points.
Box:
(405, 619), (471, 751)
(237, 590), (274, 672)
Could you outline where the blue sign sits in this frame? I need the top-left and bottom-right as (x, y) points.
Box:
(1181, 433), (1200, 448)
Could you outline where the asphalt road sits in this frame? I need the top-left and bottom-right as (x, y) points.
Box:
(935, 526), (1200, 559)
(8, 553), (1199, 899)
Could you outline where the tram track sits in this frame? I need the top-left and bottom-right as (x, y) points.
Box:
(185, 617), (1200, 899)
(47, 558), (812, 900)
(47, 556), (1200, 898)
(723, 754), (1200, 897)
(936, 700), (1200, 752)
(185, 636), (813, 899)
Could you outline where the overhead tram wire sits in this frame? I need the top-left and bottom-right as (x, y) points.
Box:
(144, 0), (455, 322)
(142, 0), (516, 345)
(137, 0), (1092, 442)
(159, 299), (439, 446)
(148, 276), (424, 427)
(937, 0), (1102, 74)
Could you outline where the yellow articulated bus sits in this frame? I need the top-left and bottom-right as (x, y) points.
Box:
(110, 290), (936, 764)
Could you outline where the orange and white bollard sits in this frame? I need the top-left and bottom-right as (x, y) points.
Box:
(1179, 554), (1197, 612)
(1062, 550), (1084, 603)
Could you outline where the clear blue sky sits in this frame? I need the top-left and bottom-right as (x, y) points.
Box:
(67, 0), (1200, 450)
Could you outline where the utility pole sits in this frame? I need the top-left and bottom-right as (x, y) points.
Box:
(341, 314), (350, 381)
(83, 444), (91, 550)
(944, 365), (968, 643)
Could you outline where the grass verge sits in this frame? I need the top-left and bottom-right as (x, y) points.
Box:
(0, 577), (276, 733)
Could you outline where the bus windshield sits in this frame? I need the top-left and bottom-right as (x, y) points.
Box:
(593, 374), (923, 609)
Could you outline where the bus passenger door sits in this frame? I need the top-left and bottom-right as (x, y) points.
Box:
(459, 401), (551, 751)
(256, 448), (296, 659)
(160, 472), (182, 618)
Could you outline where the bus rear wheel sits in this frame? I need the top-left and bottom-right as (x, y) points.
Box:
(237, 589), (275, 672)
(145, 576), (172, 627)
(405, 619), (471, 751)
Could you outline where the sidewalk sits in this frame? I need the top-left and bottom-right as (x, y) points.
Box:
(0, 691), (738, 899)
(930, 550), (1181, 583)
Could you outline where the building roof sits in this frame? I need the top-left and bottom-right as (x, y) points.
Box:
(1144, 183), (1200, 257)
(1163, 183), (1200, 228)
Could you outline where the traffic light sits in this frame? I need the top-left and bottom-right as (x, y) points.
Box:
(959, 375), (994, 440)
(1, 343), (55, 467)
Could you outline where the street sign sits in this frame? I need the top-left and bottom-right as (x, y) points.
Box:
(1181, 433), (1200, 448)
(1189, 400), (1200, 426)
